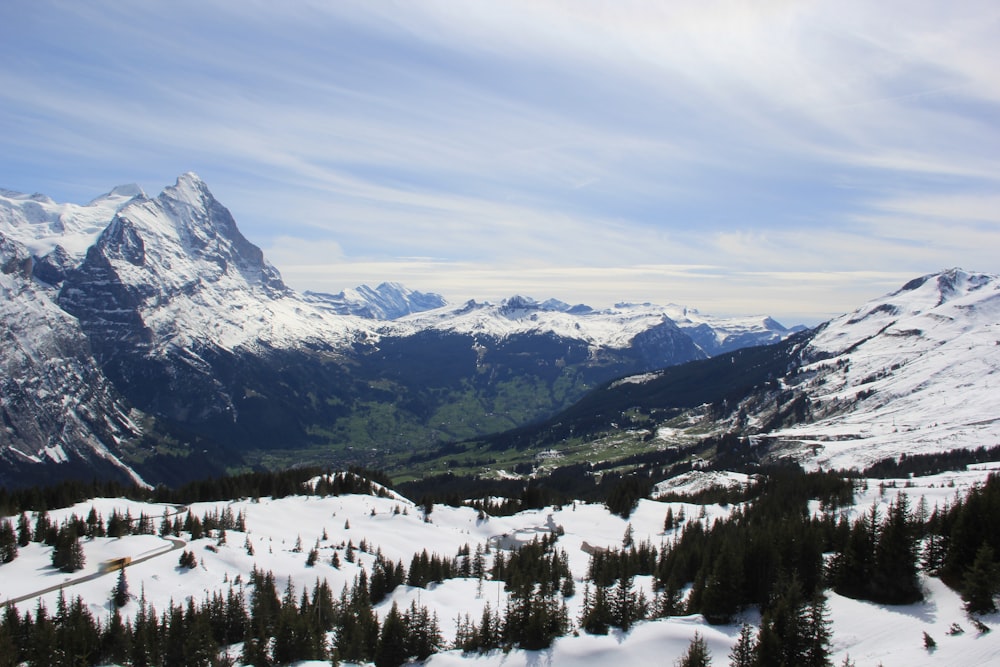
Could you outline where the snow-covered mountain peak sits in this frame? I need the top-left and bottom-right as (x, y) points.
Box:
(0, 186), (136, 260)
(159, 171), (211, 206)
(890, 268), (993, 309)
(810, 269), (1000, 357)
(761, 269), (1000, 470)
(304, 281), (447, 319)
(90, 183), (146, 205)
(57, 175), (376, 359)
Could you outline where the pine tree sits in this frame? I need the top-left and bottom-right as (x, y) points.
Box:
(676, 631), (712, 667)
(962, 543), (999, 615)
(756, 576), (808, 667)
(159, 509), (172, 537)
(579, 583), (613, 635)
(803, 594), (833, 667)
(51, 525), (85, 573)
(728, 623), (757, 667)
(0, 521), (17, 563)
(871, 494), (921, 604)
(16, 513), (31, 547)
(404, 601), (443, 660)
(113, 567), (130, 607)
(375, 602), (408, 667)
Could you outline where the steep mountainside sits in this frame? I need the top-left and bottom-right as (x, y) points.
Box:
(764, 268), (1000, 469)
(464, 269), (999, 475)
(1, 175), (799, 486)
(0, 229), (142, 487)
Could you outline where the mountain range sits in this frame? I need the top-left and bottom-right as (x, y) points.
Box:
(456, 267), (1000, 480)
(1, 174), (996, 487)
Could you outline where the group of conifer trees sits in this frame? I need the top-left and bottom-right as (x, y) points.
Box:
(1, 467), (998, 666)
(572, 469), (1000, 666)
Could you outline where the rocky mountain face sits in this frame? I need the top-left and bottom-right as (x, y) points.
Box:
(0, 224), (142, 487)
(0, 175), (801, 486)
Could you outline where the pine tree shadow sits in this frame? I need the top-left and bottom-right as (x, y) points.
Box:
(523, 648), (555, 667)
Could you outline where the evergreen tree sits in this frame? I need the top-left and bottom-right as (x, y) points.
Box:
(699, 542), (743, 624)
(375, 602), (408, 667)
(27, 602), (57, 665)
(404, 602), (443, 660)
(51, 525), (85, 572)
(728, 623), (756, 667)
(871, 494), (921, 604)
(755, 576), (808, 667)
(113, 567), (130, 607)
(612, 572), (639, 630)
(676, 631), (712, 667)
(476, 602), (500, 651)
(0, 521), (17, 563)
(85, 506), (105, 538)
(803, 594), (833, 667)
(14, 513), (30, 548)
(579, 583), (613, 635)
(962, 543), (999, 615)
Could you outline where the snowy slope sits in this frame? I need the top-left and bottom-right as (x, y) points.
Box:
(0, 184), (141, 261)
(3, 466), (998, 666)
(767, 269), (1000, 469)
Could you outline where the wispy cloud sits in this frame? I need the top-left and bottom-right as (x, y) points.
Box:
(1, 0), (997, 324)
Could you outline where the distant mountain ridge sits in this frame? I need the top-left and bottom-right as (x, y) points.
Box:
(304, 282), (447, 320)
(0, 174), (846, 487)
(472, 268), (1000, 475)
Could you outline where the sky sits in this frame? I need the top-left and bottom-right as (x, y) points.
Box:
(1, 1), (998, 326)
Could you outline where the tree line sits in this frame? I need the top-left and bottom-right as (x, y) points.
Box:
(2, 465), (999, 665)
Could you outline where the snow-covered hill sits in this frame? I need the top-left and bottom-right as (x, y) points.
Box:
(2, 465), (998, 666)
(765, 269), (1000, 469)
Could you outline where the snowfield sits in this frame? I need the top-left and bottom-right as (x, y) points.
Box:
(3, 467), (999, 666)
(768, 269), (1000, 471)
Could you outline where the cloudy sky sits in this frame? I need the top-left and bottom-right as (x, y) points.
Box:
(2, 1), (998, 325)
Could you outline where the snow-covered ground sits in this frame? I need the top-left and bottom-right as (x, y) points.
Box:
(767, 269), (1000, 470)
(2, 465), (999, 666)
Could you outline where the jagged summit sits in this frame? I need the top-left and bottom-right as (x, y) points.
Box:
(891, 268), (993, 307)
